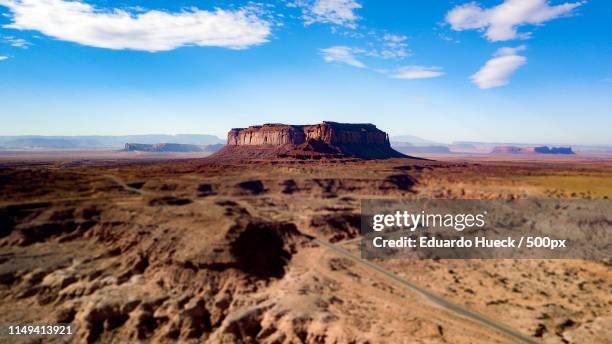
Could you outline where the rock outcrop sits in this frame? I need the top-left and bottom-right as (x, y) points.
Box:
(124, 143), (203, 153)
(214, 122), (406, 160)
(491, 146), (575, 155)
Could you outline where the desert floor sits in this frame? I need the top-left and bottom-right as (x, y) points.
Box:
(1, 154), (610, 343)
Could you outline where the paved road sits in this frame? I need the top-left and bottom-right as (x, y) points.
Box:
(313, 238), (539, 344)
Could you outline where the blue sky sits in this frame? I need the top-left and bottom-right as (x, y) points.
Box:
(0, 0), (610, 144)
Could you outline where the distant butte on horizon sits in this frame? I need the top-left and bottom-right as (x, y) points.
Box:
(491, 145), (575, 155)
(210, 121), (408, 160)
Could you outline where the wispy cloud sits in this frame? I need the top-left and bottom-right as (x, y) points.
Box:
(0, 0), (272, 52)
(387, 66), (445, 79)
(321, 46), (444, 80)
(3, 36), (31, 48)
(366, 33), (409, 60)
(292, 0), (362, 28)
(446, 0), (583, 41)
(0, 55), (8, 61)
(471, 45), (527, 89)
(320, 46), (365, 67)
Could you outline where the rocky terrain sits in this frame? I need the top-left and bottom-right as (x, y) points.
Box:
(0, 155), (610, 343)
(213, 122), (406, 160)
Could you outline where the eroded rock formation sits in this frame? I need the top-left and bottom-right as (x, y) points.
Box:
(215, 121), (405, 160)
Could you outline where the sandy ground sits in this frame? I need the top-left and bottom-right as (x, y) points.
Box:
(0, 154), (610, 343)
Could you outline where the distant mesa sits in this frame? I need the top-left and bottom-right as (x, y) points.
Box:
(0, 134), (223, 150)
(124, 143), (204, 153)
(211, 121), (407, 160)
(394, 145), (451, 154)
(390, 134), (440, 147)
(491, 146), (575, 155)
(449, 143), (481, 153)
(203, 143), (224, 153)
(535, 146), (575, 154)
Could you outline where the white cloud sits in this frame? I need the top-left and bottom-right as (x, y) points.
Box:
(471, 45), (527, 88)
(382, 33), (407, 44)
(446, 0), (583, 41)
(370, 33), (409, 59)
(295, 0), (362, 28)
(320, 46), (443, 80)
(0, 0), (271, 52)
(339, 33), (410, 60)
(0, 55), (8, 60)
(3, 36), (30, 48)
(388, 66), (445, 79)
(320, 46), (365, 67)
(494, 44), (527, 56)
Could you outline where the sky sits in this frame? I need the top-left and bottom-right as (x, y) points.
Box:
(0, 0), (611, 145)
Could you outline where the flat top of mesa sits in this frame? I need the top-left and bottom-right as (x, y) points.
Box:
(230, 121), (379, 131)
(210, 121), (408, 161)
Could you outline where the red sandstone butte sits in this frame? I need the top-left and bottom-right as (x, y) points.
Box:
(211, 121), (406, 160)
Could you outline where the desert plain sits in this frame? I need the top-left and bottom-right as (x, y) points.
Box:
(0, 153), (611, 343)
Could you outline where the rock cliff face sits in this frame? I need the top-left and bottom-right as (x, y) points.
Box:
(227, 122), (389, 147)
(216, 122), (405, 160)
(227, 125), (306, 146)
